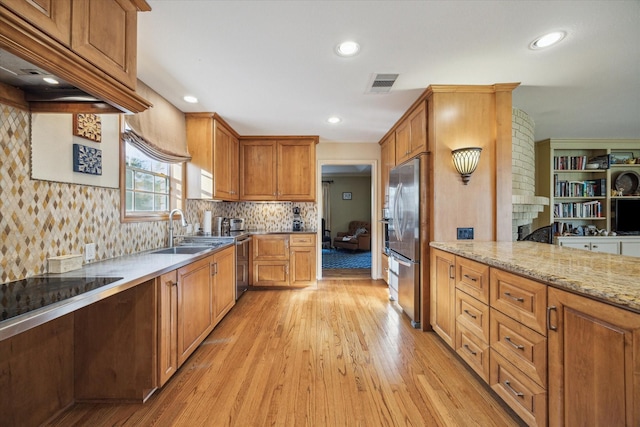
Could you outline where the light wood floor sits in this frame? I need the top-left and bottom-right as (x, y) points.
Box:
(321, 268), (371, 279)
(48, 279), (524, 426)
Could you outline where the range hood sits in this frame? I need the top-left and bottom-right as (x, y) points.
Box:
(0, 48), (102, 104)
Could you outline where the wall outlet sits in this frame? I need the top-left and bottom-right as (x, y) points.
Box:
(457, 227), (474, 240)
(85, 242), (96, 262)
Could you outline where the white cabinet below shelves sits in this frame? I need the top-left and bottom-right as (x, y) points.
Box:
(556, 236), (640, 257)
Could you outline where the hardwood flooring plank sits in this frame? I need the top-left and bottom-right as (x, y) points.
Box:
(47, 279), (524, 427)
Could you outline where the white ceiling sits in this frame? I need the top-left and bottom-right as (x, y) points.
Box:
(137, 1), (640, 144)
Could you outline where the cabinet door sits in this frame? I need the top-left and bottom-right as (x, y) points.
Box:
(589, 241), (618, 254)
(548, 287), (640, 427)
(380, 133), (396, 208)
(277, 139), (316, 201)
(408, 101), (427, 157)
(213, 122), (238, 200)
(2, 0), (71, 44)
(395, 118), (410, 164)
(240, 140), (277, 200)
(177, 256), (213, 366)
(253, 261), (289, 286)
(620, 241), (640, 257)
(212, 246), (236, 325)
(290, 246), (316, 286)
(157, 270), (178, 386)
(252, 234), (289, 260)
(185, 114), (214, 199)
(71, 0), (137, 89)
(430, 249), (456, 347)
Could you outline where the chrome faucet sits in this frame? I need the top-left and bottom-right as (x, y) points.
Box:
(168, 208), (187, 248)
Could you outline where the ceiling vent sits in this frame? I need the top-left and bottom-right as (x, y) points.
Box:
(367, 73), (399, 94)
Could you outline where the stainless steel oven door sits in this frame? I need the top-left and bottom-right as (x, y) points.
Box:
(236, 237), (250, 300)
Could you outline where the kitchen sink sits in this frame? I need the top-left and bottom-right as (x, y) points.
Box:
(151, 246), (211, 255)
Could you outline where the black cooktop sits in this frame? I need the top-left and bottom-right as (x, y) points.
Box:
(1, 276), (123, 321)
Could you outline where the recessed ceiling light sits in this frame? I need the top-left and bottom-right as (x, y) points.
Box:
(327, 116), (341, 124)
(42, 77), (59, 85)
(183, 95), (198, 103)
(530, 31), (566, 50)
(336, 41), (360, 57)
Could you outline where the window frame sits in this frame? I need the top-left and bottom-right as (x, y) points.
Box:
(119, 117), (184, 223)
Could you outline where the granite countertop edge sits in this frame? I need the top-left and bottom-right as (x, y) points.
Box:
(0, 242), (235, 341)
(430, 241), (640, 314)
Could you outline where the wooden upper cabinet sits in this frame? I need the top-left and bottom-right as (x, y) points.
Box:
(186, 114), (240, 201)
(240, 139), (278, 201)
(1, 0), (71, 44)
(277, 139), (316, 201)
(395, 101), (427, 164)
(240, 138), (317, 202)
(71, 0), (137, 89)
(380, 133), (395, 209)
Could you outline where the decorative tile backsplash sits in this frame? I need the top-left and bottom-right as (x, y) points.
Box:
(0, 102), (319, 284)
(0, 104), (166, 283)
(186, 200), (317, 232)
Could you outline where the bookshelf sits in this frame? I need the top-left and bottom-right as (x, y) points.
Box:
(533, 139), (640, 234)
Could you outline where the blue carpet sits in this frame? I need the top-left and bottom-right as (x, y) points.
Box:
(322, 248), (371, 269)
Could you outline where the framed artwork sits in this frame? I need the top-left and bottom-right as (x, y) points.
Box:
(73, 143), (102, 175)
(342, 192), (352, 200)
(73, 113), (102, 142)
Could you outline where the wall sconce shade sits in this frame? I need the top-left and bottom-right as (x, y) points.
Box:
(452, 147), (482, 184)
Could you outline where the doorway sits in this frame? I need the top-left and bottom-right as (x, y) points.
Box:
(318, 161), (377, 279)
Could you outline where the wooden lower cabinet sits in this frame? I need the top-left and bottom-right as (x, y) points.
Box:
(290, 234), (316, 286)
(252, 233), (316, 287)
(157, 270), (178, 387)
(430, 248), (456, 347)
(212, 245), (236, 324)
(158, 247), (236, 386)
(547, 287), (640, 427)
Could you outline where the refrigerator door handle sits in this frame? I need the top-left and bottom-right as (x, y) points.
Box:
(393, 182), (403, 241)
(391, 253), (412, 267)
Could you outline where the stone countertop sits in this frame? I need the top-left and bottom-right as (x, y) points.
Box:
(0, 243), (234, 341)
(430, 241), (640, 313)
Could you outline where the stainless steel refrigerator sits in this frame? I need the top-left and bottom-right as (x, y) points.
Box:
(388, 158), (421, 328)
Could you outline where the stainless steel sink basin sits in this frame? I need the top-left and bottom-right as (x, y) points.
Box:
(151, 246), (211, 255)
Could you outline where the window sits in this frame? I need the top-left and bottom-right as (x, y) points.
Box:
(124, 141), (170, 213)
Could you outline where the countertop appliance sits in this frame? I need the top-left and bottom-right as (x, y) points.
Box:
(292, 207), (303, 231)
(229, 218), (245, 232)
(388, 158), (421, 328)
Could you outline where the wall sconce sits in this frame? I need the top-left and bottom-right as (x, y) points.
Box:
(451, 147), (482, 185)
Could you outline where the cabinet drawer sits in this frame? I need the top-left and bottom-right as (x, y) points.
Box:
(290, 234), (316, 247)
(455, 289), (489, 342)
(455, 322), (489, 382)
(253, 261), (289, 286)
(490, 349), (547, 427)
(490, 309), (547, 388)
(456, 256), (490, 303)
(490, 268), (547, 335)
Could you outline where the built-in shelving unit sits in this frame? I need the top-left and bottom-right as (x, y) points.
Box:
(534, 139), (640, 234)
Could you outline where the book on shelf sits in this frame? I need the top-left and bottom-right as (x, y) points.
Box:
(553, 176), (606, 197)
(554, 155), (588, 170)
(553, 200), (602, 218)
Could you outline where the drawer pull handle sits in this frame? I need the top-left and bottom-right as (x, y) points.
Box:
(463, 344), (477, 356)
(505, 336), (524, 350)
(463, 274), (477, 282)
(547, 305), (558, 331)
(504, 380), (524, 397)
(463, 309), (477, 319)
(504, 292), (524, 302)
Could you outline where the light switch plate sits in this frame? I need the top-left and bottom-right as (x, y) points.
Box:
(85, 242), (96, 261)
(457, 227), (474, 240)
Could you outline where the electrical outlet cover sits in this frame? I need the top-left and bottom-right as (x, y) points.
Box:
(85, 242), (96, 261)
(457, 227), (474, 240)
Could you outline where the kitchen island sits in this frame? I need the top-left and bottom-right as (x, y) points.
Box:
(430, 241), (640, 426)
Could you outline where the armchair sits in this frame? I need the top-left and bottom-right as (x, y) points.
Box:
(333, 221), (371, 251)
